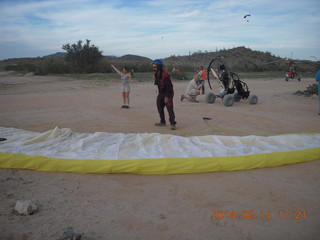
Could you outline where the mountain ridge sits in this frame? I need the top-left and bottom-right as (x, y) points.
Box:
(0, 46), (317, 73)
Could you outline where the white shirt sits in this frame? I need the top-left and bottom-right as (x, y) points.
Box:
(186, 79), (199, 95)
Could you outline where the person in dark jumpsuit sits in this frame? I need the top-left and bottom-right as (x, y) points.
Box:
(152, 59), (177, 130)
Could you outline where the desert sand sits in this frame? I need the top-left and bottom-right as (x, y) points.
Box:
(0, 71), (319, 240)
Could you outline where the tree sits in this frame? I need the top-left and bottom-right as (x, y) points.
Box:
(62, 39), (103, 73)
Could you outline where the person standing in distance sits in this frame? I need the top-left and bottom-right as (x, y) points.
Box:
(197, 66), (207, 94)
(152, 59), (177, 130)
(111, 64), (131, 109)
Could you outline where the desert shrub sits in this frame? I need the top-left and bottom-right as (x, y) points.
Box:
(62, 39), (103, 73)
(5, 63), (38, 72)
(94, 58), (113, 73)
(39, 59), (70, 74)
(294, 83), (318, 97)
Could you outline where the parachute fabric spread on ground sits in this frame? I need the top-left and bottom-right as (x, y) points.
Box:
(0, 127), (319, 174)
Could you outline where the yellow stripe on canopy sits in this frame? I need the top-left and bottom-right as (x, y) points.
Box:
(0, 147), (319, 174)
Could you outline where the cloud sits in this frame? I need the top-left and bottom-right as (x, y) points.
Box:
(0, 0), (319, 60)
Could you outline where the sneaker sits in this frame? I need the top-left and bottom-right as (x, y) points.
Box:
(125, 105), (130, 109)
(181, 94), (185, 101)
(170, 124), (176, 130)
(155, 122), (166, 126)
(121, 105), (126, 108)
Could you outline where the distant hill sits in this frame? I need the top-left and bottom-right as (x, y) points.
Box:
(0, 47), (317, 73)
(0, 53), (152, 71)
(43, 52), (67, 58)
(118, 54), (151, 62)
(42, 53), (152, 62)
(163, 46), (317, 72)
(105, 54), (152, 64)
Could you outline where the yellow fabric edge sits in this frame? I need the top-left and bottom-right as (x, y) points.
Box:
(0, 147), (319, 175)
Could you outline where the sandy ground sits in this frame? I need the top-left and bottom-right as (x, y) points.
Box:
(0, 71), (319, 240)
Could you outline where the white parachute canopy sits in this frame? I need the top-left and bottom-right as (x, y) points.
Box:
(0, 127), (319, 174)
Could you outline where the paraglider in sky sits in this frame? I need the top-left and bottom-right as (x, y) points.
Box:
(244, 14), (251, 22)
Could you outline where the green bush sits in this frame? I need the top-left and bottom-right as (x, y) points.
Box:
(5, 63), (38, 72)
(294, 83), (318, 97)
(62, 39), (103, 73)
(39, 59), (70, 74)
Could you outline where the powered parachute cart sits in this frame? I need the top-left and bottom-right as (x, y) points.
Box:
(205, 58), (258, 106)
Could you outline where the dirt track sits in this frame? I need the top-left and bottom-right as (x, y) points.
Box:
(0, 71), (319, 136)
(0, 71), (319, 240)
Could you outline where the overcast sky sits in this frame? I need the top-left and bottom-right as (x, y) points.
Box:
(0, 0), (319, 61)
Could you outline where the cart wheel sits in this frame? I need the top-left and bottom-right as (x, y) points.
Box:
(297, 74), (301, 81)
(233, 93), (241, 102)
(205, 92), (216, 103)
(249, 95), (258, 105)
(223, 94), (234, 106)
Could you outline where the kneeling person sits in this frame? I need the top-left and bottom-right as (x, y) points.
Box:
(181, 75), (203, 102)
